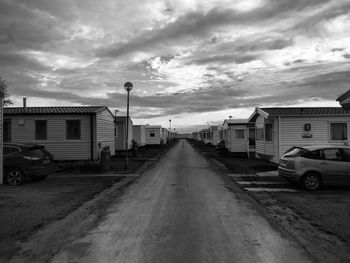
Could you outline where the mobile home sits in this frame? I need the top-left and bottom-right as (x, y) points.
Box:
(161, 128), (168, 144)
(132, 125), (146, 146)
(248, 107), (350, 163)
(208, 126), (219, 145)
(145, 125), (162, 145)
(222, 119), (255, 155)
(4, 106), (115, 161)
(115, 116), (133, 150)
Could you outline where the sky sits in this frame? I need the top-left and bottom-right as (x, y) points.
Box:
(0, 0), (350, 133)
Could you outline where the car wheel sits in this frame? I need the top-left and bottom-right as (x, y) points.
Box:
(302, 172), (321, 191)
(5, 168), (25, 186)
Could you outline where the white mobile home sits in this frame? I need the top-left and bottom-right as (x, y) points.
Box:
(115, 116), (133, 150)
(248, 107), (350, 163)
(0, 91), (4, 184)
(145, 125), (162, 145)
(199, 129), (210, 144)
(4, 106), (115, 161)
(192, 132), (201, 141)
(132, 125), (146, 146)
(161, 128), (168, 144)
(208, 126), (219, 145)
(222, 119), (255, 155)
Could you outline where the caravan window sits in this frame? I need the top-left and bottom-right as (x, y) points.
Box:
(235, 129), (245, 139)
(66, 120), (81, 139)
(265, 123), (273, 141)
(4, 119), (11, 142)
(330, 123), (347, 141)
(35, 120), (47, 140)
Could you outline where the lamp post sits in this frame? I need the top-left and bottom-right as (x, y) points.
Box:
(169, 119), (171, 140)
(124, 81), (133, 171)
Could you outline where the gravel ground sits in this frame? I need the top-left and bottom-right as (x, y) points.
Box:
(0, 141), (178, 261)
(191, 139), (350, 261)
(0, 175), (124, 261)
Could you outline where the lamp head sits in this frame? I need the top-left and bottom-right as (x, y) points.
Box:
(124, 82), (133, 92)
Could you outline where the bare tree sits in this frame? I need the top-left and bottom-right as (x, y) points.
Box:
(0, 76), (13, 106)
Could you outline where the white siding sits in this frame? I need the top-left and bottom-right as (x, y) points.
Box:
(211, 130), (219, 145)
(115, 118), (133, 151)
(96, 110), (115, 157)
(132, 125), (146, 146)
(280, 116), (350, 156)
(0, 98), (3, 184)
(256, 115), (265, 128)
(161, 128), (168, 144)
(255, 117), (278, 163)
(228, 125), (248, 152)
(145, 127), (161, 144)
(8, 114), (93, 161)
(256, 115), (350, 163)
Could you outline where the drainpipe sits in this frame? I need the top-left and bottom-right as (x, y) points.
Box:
(90, 114), (94, 161)
(278, 116), (281, 160)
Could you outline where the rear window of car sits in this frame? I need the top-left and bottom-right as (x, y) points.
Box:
(283, 147), (308, 157)
(28, 148), (46, 157)
(302, 150), (322, 159)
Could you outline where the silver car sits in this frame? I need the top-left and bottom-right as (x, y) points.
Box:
(278, 145), (350, 190)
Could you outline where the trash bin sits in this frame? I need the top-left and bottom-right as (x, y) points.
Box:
(100, 146), (111, 172)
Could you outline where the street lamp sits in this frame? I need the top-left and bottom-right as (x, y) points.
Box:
(169, 119), (172, 140)
(124, 81), (133, 171)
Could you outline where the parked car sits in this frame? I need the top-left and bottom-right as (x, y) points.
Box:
(278, 145), (350, 190)
(3, 143), (55, 186)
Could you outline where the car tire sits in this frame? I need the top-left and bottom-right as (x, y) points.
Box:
(5, 168), (25, 186)
(302, 172), (322, 191)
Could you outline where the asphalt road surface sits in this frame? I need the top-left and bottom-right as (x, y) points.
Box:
(51, 140), (313, 263)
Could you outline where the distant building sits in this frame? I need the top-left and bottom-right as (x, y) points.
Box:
(222, 119), (255, 155)
(199, 129), (210, 144)
(161, 128), (168, 144)
(145, 125), (162, 145)
(0, 91), (4, 184)
(132, 125), (146, 146)
(208, 126), (219, 145)
(115, 116), (133, 150)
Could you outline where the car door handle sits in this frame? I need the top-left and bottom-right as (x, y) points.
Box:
(320, 161), (328, 165)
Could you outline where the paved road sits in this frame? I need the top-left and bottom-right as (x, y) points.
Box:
(51, 140), (313, 263)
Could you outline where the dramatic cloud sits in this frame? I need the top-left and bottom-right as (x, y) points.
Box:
(0, 0), (349, 131)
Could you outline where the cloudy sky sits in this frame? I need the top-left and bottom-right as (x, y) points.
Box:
(1, 0), (350, 132)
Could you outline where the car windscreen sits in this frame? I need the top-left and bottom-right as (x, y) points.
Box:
(282, 147), (308, 157)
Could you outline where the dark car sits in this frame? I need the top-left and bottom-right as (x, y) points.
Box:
(278, 145), (350, 190)
(3, 143), (55, 186)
